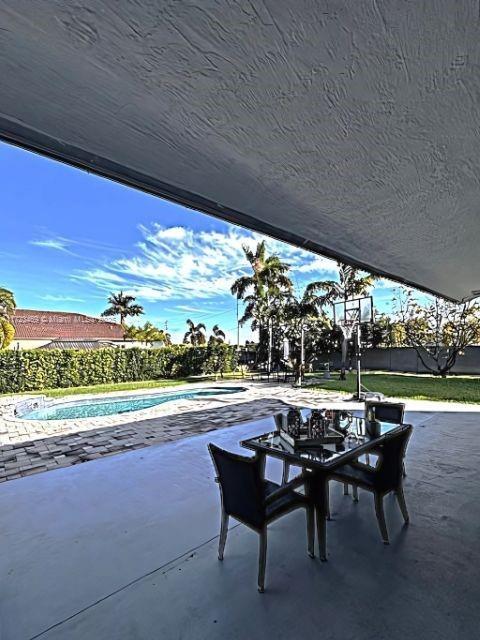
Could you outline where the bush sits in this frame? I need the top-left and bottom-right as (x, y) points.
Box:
(0, 344), (238, 394)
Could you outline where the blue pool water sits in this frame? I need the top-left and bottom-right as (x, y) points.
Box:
(21, 387), (245, 420)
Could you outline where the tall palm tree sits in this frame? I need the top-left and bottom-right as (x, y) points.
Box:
(308, 263), (376, 304)
(209, 324), (226, 345)
(231, 241), (292, 370)
(283, 286), (330, 383)
(183, 319), (207, 346)
(0, 287), (16, 349)
(101, 291), (144, 327)
(308, 263), (376, 379)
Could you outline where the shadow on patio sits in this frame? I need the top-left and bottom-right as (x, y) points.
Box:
(0, 409), (478, 639)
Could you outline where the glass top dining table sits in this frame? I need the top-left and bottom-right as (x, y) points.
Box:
(241, 407), (404, 471)
(240, 407), (408, 561)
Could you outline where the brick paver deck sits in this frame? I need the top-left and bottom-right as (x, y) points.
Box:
(0, 382), (346, 482)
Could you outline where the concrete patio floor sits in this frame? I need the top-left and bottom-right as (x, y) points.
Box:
(1, 406), (479, 640)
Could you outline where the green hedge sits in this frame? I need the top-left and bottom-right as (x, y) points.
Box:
(0, 344), (238, 394)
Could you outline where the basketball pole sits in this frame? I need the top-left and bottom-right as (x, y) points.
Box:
(355, 320), (362, 401)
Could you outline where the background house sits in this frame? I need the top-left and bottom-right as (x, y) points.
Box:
(9, 309), (135, 350)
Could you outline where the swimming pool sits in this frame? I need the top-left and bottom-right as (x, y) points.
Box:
(19, 387), (246, 421)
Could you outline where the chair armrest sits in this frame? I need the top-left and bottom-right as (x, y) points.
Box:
(351, 458), (379, 472)
(264, 473), (306, 505)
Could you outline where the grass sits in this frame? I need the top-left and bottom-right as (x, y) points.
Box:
(309, 371), (480, 404)
(10, 378), (192, 399)
(2, 373), (249, 399)
(4, 371), (479, 404)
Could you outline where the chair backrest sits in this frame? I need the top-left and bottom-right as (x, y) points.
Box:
(208, 443), (265, 529)
(375, 425), (413, 491)
(365, 401), (405, 424)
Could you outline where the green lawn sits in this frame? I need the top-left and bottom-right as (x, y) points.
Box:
(4, 371), (480, 404)
(309, 372), (480, 404)
(3, 373), (249, 399)
(13, 378), (192, 399)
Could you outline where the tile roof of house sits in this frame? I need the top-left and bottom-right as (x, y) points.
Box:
(11, 310), (125, 341)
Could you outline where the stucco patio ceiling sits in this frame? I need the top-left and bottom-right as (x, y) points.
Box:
(1, 2), (479, 301)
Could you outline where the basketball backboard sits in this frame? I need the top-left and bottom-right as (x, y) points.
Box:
(333, 296), (373, 327)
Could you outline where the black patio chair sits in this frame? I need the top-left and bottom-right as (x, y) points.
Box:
(329, 424), (413, 544)
(365, 401), (405, 424)
(208, 443), (315, 592)
(361, 401), (406, 470)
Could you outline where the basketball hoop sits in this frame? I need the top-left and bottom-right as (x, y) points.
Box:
(333, 296), (374, 401)
(337, 319), (355, 340)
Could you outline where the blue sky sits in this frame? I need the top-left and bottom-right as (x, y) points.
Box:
(1, 141), (400, 343)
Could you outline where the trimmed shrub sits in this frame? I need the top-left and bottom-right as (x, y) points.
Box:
(0, 344), (238, 394)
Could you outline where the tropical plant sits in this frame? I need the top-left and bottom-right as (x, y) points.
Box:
(0, 318), (15, 349)
(231, 241), (292, 369)
(101, 291), (144, 327)
(393, 288), (480, 376)
(183, 319), (207, 346)
(209, 324), (226, 345)
(0, 287), (16, 349)
(309, 263), (376, 379)
(124, 322), (172, 345)
(124, 325), (142, 340)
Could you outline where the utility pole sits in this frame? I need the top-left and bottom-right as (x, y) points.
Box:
(267, 317), (273, 374)
(236, 297), (240, 348)
(300, 323), (305, 386)
(355, 322), (362, 400)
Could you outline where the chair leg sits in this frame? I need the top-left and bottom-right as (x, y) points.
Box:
(258, 528), (268, 593)
(352, 485), (359, 502)
(218, 510), (229, 560)
(343, 483), (349, 495)
(396, 486), (410, 524)
(365, 453), (370, 466)
(306, 506), (315, 558)
(282, 462), (290, 485)
(315, 507), (327, 561)
(374, 493), (389, 544)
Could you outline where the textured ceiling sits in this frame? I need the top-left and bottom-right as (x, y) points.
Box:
(1, 1), (479, 301)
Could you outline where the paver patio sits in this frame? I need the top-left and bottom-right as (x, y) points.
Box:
(0, 382), (346, 481)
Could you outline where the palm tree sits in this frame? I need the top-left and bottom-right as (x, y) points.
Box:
(0, 287), (16, 349)
(183, 319), (207, 346)
(308, 263), (376, 379)
(308, 263), (376, 305)
(125, 322), (172, 346)
(283, 287), (330, 383)
(231, 241), (292, 370)
(124, 324), (142, 341)
(101, 292), (144, 327)
(209, 324), (226, 345)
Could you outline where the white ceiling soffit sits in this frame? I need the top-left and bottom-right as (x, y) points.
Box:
(1, 2), (479, 302)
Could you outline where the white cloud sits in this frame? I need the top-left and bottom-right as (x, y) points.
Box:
(40, 294), (85, 303)
(75, 224), (339, 302)
(296, 256), (338, 274)
(31, 237), (70, 251)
